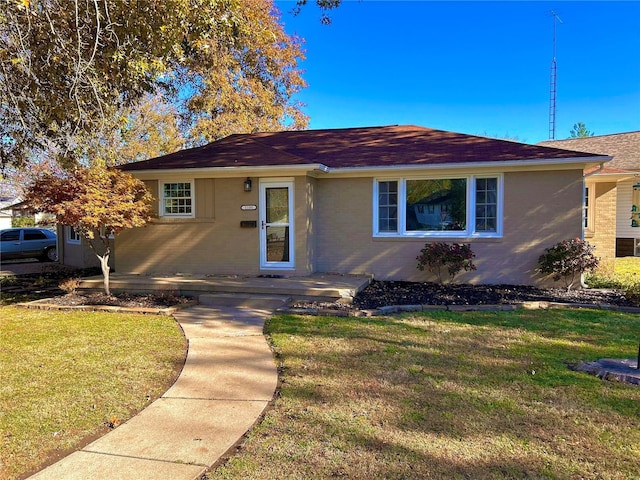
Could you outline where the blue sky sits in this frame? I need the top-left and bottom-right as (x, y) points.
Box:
(277, 1), (640, 144)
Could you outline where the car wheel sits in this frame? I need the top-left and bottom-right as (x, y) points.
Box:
(42, 247), (58, 262)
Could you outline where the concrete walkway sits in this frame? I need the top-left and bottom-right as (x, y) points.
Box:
(29, 302), (281, 480)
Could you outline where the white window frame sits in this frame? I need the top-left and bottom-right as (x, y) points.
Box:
(160, 180), (195, 218)
(66, 226), (81, 244)
(583, 184), (594, 234)
(373, 174), (503, 238)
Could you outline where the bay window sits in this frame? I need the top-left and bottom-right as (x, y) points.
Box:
(374, 175), (502, 237)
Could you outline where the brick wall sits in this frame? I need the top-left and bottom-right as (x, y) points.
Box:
(590, 182), (617, 262)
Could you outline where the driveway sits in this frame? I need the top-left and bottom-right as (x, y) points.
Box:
(0, 259), (74, 277)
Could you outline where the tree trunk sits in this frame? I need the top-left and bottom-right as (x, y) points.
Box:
(97, 253), (111, 296)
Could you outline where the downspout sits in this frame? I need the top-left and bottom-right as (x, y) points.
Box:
(580, 162), (605, 288)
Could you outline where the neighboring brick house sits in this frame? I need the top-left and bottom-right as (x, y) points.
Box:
(540, 132), (640, 261)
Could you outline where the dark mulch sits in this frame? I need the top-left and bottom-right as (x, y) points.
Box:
(351, 281), (638, 309)
(46, 292), (193, 309)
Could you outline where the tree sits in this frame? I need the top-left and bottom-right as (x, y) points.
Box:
(84, 93), (186, 166)
(1, 0), (309, 169)
(292, 0), (342, 24)
(569, 122), (595, 138)
(186, 0), (309, 142)
(24, 166), (153, 295)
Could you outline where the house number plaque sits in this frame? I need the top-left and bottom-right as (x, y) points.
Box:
(241, 205), (257, 211)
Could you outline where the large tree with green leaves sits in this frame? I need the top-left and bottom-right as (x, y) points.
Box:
(1, 0), (339, 169)
(24, 166), (153, 295)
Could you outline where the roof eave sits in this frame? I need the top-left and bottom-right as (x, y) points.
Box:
(126, 163), (329, 179)
(125, 155), (610, 179)
(321, 155), (612, 176)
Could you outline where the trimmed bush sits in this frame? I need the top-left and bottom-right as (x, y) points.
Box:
(416, 242), (476, 284)
(537, 238), (599, 290)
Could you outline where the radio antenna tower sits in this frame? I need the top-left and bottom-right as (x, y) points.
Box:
(549, 10), (563, 139)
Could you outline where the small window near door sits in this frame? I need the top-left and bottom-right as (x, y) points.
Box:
(161, 181), (194, 217)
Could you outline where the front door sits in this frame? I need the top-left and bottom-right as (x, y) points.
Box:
(260, 181), (295, 270)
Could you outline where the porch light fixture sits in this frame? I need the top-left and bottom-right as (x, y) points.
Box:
(244, 177), (252, 192)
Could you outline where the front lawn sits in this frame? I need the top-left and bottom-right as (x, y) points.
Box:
(0, 307), (186, 480)
(208, 309), (640, 480)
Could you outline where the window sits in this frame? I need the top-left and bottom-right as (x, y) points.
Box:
(584, 186), (590, 229)
(24, 229), (47, 240)
(66, 226), (81, 244)
(406, 178), (467, 232)
(475, 177), (498, 233)
(1, 230), (20, 241)
(161, 181), (194, 217)
(374, 175), (502, 237)
(377, 181), (398, 233)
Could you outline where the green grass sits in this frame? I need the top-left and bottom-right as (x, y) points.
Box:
(0, 307), (186, 480)
(208, 309), (640, 480)
(586, 257), (640, 303)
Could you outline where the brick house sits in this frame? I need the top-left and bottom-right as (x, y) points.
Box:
(93, 125), (612, 285)
(540, 131), (640, 260)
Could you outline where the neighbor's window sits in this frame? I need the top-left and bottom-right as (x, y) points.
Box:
(374, 175), (502, 237)
(161, 181), (194, 217)
(66, 226), (81, 244)
(584, 186), (590, 230)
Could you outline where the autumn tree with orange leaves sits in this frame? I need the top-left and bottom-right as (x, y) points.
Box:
(0, 0), (344, 170)
(24, 166), (153, 295)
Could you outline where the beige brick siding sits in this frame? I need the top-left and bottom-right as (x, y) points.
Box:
(118, 169), (585, 285)
(315, 170), (583, 285)
(589, 181), (617, 262)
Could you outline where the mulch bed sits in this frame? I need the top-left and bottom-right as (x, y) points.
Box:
(46, 292), (194, 309)
(351, 281), (638, 309)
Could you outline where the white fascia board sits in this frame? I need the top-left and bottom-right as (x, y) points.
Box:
(126, 155), (611, 180)
(320, 155), (612, 177)
(586, 172), (637, 181)
(128, 164), (328, 180)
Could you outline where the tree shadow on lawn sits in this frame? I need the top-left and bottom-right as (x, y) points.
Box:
(263, 312), (640, 479)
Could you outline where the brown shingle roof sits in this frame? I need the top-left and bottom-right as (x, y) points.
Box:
(121, 125), (605, 172)
(539, 131), (640, 172)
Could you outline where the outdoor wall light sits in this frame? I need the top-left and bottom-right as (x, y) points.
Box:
(244, 177), (252, 192)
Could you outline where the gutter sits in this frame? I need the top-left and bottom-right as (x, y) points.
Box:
(583, 162), (606, 178)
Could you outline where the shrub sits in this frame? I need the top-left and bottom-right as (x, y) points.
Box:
(11, 216), (35, 228)
(537, 238), (599, 290)
(416, 242), (476, 284)
(59, 278), (82, 294)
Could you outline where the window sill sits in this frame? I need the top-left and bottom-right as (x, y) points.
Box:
(151, 217), (214, 224)
(373, 235), (503, 243)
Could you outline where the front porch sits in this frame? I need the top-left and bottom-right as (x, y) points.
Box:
(79, 273), (373, 304)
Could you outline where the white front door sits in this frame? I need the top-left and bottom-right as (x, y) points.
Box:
(260, 181), (295, 270)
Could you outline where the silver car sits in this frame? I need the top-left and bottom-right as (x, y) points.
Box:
(0, 228), (58, 262)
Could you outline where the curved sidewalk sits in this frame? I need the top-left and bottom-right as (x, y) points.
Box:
(29, 303), (279, 480)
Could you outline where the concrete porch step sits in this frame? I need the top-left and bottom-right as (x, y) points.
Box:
(77, 273), (372, 302)
(198, 293), (291, 309)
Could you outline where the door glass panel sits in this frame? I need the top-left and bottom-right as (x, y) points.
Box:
(266, 188), (289, 224)
(266, 226), (289, 262)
